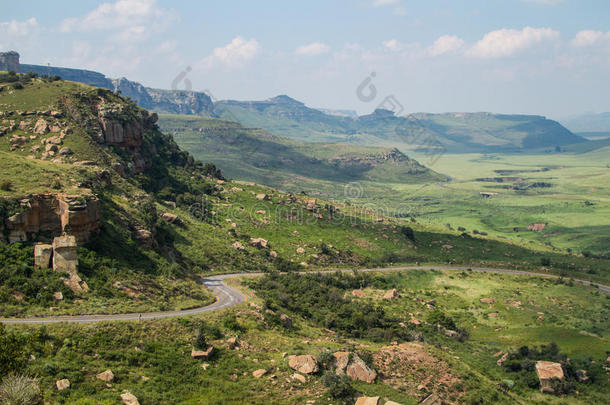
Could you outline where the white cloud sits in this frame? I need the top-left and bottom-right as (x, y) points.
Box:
(382, 39), (403, 51)
(295, 42), (330, 56)
(0, 17), (40, 52)
(200, 37), (261, 69)
(60, 0), (176, 41)
(0, 17), (38, 37)
(428, 35), (465, 56)
(468, 27), (559, 58)
(571, 30), (610, 47)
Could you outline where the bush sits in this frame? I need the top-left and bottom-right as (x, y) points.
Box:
(194, 325), (207, 350)
(322, 372), (355, 401)
(0, 180), (13, 191)
(222, 314), (245, 332)
(11, 82), (23, 90)
(0, 324), (27, 376)
(401, 226), (416, 242)
(540, 258), (551, 267)
(0, 374), (41, 405)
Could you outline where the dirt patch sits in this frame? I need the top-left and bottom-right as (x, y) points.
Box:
(373, 343), (462, 400)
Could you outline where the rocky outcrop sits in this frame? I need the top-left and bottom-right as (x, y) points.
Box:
(355, 397), (380, 405)
(191, 347), (214, 360)
(535, 361), (564, 393)
(288, 355), (319, 374)
(3, 194), (101, 245)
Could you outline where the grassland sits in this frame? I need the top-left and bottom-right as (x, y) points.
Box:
(4, 269), (607, 404)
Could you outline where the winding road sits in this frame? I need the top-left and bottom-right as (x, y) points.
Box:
(1, 266), (608, 325)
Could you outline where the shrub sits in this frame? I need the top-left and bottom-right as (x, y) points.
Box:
(194, 324), (207, 349)
(322, 372), (355, 400)
(222, 314), (245, 332)
(11, 82), (23, 90)
(0, 374), (41, 405)
(0, 325), (27, 376)
(540, 258), (551, 267)
(401, 226), (416, 242)
(0, 180), (13, 191)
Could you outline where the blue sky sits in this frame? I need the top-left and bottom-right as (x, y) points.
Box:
(2, 0), (610, 118)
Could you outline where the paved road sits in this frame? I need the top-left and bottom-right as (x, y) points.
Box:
(1, 266), (607, 325)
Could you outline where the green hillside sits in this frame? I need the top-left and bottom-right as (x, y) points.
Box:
(158, 113), (447, 198)
(214, 96), (585, 153)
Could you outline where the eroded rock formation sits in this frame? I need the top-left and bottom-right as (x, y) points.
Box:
(4, 194), (101, 245)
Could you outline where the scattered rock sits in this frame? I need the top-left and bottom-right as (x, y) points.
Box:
(420, 393), (442, 405)
(250, 238), (268, 249)
(488, 312), (499, 318)
(56, 379), (70, 390)
(96, 369), (115, 382)
(232, 241), (245, 250)
(140, 375), (149, 381)
(269, 250), (278, 258)
(120, 390), (140, 405)
(191, 347), (214, 360)
(535, 361), (564, 393)
(256, 193), (270, 201)
(33, 118), (49, 135)
(576, 369), (589, 383)
(291, 373), (306, 383)
(53, 291), (63, 301)
(288, 355), (318, 374)
(527, 222), (547, 232)
(280, 313), (293, 329)
(252, 369), (267, 378)
(385, 401), (402, 405)
(383, 289), (399, 299)
(161, 212), (180, 224)
(296, 247), (305, 254)
(58, 147), (73, 156)
(497, 353), (508, 366)
(480, 298), (496, 304)
(227, 336), (239, 349)
(201, 363), (210, 370)
(354, 396), (379, 405)
(334, 352), (377, 383)
(352, 290), (365, 298)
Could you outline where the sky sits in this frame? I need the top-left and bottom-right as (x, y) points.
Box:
(2, 0), (610, 119)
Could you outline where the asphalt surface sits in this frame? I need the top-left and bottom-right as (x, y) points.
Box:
(1, 266), (607, 325)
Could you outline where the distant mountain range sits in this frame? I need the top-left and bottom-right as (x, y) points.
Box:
(20, 63), (586, 153)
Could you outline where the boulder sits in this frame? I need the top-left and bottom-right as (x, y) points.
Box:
(33, 118), (49, 134)
(252, 369), (267, 378)
(58, 147), (73, 156)
(346, 354), (377, 384)
(161, 212), (181, 224)
(226, 336), (238, 349)
(34, 243), (53, 268)
(53, 291), (63, 301)
(256, 193), (270, 201)
(420, 394), (442, 405)
(383, 289), (399, 299)
(120, 390), (140, 405)
(56, 379), (70, 390)
(334, 352), (377, 383)
(280, 313), (293, 329)
(291, 373), (306, 383)
(385, 402), (402, 405)
(535, 361), (564, 393)
(232, 241), (245, 250)
(354, 397), (379, 405)
(53, 235), (78, 273)
(480, 298), (496, 304)
(250, 238), (268, 249)
(288, 355), (318, 374)
(96, 369), (115, 382)
(191, 346), (214, 360)
(63, 273), (88, 293)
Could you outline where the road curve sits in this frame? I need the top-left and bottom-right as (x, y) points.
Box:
(1, 266), (607, 325)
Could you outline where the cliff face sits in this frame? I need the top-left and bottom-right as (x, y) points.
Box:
(4, 194), (101, 245)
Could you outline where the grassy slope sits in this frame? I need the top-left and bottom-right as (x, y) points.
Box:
(5, 269), (607, 404)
